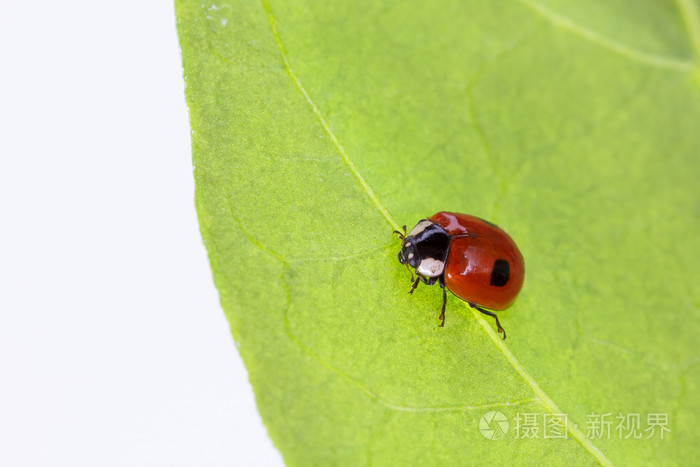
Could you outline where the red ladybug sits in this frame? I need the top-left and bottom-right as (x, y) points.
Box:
(394, 212), (524, 339)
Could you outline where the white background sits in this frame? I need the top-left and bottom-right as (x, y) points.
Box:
(0, 1), (283, 466)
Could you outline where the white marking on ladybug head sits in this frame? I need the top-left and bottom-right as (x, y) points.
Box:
(404, 241), (412, 247)
(408, 220), (433, 237)
(408, 253), (414, 259)
(417, 257), (445, 278)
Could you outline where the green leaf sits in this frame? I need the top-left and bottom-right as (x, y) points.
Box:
(176, 0), (700, 464)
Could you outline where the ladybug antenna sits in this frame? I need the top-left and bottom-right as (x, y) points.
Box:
(392, 225), (407, 241)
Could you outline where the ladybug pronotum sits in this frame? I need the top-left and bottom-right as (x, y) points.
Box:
(395, 212), (525, 339)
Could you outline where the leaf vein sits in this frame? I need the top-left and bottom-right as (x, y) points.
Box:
(516, 0), (694, 72)
(287, 244), (394, 263)
(676, 0), (700, 63)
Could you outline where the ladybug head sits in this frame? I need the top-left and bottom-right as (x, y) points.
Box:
(395, 220), (451, 279)
(398, 238), (420, 269)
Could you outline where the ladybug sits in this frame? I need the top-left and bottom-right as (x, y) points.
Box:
(394, 212), (524, 339)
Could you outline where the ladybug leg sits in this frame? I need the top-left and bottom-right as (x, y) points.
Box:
(470, 303), (506, 340)
(401, 262), (415, 283)
(438, 280), (446, 327)
(409, 274), (432, 293)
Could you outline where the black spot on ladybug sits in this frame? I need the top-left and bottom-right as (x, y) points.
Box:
(490, 259), (510, 287)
